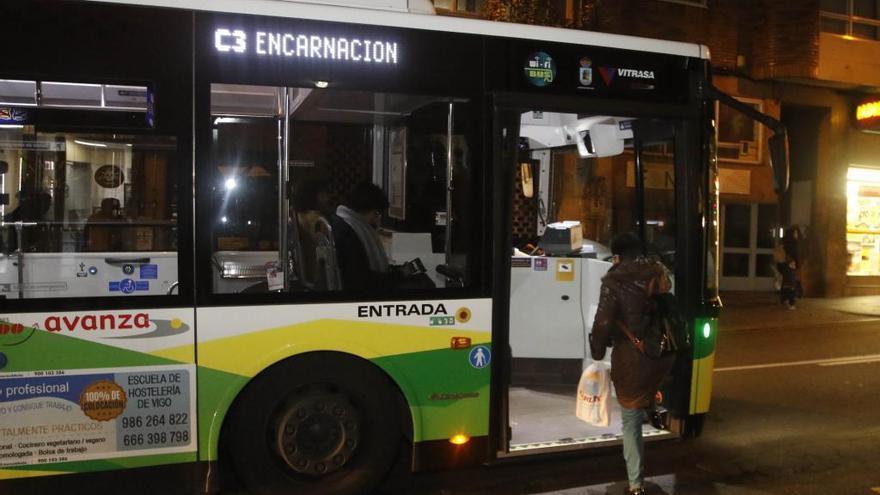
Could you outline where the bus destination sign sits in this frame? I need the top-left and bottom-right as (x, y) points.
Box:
(214, 28), (399, 65)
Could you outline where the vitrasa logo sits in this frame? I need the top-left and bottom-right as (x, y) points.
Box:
(617, 68), (655, 79)
(598, 66), (656, 85)
(41, 313), (189, 338)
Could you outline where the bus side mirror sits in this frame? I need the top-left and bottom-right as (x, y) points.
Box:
(768, 132), (790, 194)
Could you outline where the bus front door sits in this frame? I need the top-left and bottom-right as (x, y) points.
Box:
(497, 107), (687, 456)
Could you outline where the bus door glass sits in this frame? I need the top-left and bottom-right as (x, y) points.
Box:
(504, 110), (678, 454)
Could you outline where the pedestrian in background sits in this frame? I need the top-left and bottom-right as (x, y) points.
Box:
(589, 232), (676, 495)
(776, 226), (802, 310)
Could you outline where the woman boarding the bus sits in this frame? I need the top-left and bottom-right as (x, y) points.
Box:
(589, 232), (676, 495)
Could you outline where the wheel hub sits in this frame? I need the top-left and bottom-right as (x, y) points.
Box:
(273, 389), (361, 476)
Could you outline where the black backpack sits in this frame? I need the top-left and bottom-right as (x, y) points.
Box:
(619, 274), (691, 358)
(650, 291), (691, 355)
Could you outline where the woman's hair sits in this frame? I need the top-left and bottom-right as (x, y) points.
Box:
(610, 231), (642, 258)
(293, 179), (330, 212)
(345, 182), (389, 212)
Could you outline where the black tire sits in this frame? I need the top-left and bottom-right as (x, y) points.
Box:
(680, 413), (705, 438)
(226, 352), (404, 495)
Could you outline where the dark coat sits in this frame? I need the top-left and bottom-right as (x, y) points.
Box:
(589, 257), (676, 409)
(329, 214), (399, 292)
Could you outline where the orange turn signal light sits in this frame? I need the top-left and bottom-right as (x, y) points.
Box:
(450, 337), (472, 350)
(449, 434), (470, 445)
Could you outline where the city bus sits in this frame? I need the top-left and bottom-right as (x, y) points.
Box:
(0, 1), (788, 493)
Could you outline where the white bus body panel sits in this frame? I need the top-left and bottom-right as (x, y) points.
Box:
(0, 252), (178, 299)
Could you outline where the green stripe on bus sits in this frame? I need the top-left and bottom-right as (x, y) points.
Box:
(197, 365), (250, 461)
(3, 452), (196, 474)
(195, 345), (491, 461)
(373, 346), (490, 441)
(2, 328), (185, 372)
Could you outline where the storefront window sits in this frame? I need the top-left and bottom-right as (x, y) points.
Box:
(846, 166), (880, 275)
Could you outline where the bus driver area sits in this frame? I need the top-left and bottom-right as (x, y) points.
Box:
(507, 111), (677, 452)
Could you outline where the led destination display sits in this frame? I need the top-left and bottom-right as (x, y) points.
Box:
(215, 28), (399, 64)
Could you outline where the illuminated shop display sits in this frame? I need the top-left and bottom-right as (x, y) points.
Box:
(846, 167), (880, 275)
(856, 98), (880, 131)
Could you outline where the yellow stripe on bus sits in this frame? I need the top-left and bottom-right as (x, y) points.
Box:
(0, 469), (64, 480)
(689, 352), (715, 414)
(153, 319), (490, 377)
(150, 344), (195, 364)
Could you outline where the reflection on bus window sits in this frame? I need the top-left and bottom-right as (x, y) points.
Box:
(0, 128), (178, 299)
(209, 84), (473, 295)
(642, 143), (676, 269)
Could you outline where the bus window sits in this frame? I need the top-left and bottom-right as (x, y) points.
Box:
(209, 84), (473, 295)
(0, 127), (178, 299)
(641, 143), (677, 270)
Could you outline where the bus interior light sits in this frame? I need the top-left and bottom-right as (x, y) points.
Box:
(74, 139), (108, 148)
(315, 80), (329, 88)
(449, 434), (470, 445)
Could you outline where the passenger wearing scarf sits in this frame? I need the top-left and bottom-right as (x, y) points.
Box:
(331, 182), (401, 291)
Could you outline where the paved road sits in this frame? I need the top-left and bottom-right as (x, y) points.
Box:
(397, 317), (880, 495)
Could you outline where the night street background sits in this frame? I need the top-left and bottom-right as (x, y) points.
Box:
(392, 293), (880, 495)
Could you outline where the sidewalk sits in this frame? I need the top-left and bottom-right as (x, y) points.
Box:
(718, 291), (880, 331)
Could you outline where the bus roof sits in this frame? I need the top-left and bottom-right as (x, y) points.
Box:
(84, 0), (709, 59)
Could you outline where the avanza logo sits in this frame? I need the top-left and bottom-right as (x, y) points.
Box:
(45, 313), (150, 332)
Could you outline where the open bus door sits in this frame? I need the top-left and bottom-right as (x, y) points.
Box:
(492, 82), (791, 458)
(493, 96), (696, 456)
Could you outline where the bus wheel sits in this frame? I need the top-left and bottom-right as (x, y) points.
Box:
(681, 413), (705, 438)
(272, 386), (361, 476)
(227, 353), (403, 495)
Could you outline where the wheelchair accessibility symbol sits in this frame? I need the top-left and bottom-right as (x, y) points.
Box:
(468, 345), (491, 369)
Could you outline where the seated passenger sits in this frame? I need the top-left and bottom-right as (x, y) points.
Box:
(84, 198), (121, 251)
(292, 179), (333, 290)
(331, 182), (399, 291)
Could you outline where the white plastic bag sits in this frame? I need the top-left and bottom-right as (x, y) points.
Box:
(575, 361), (610, 427)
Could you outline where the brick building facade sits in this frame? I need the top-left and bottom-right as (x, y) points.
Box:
(437, 0), (880, 296)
